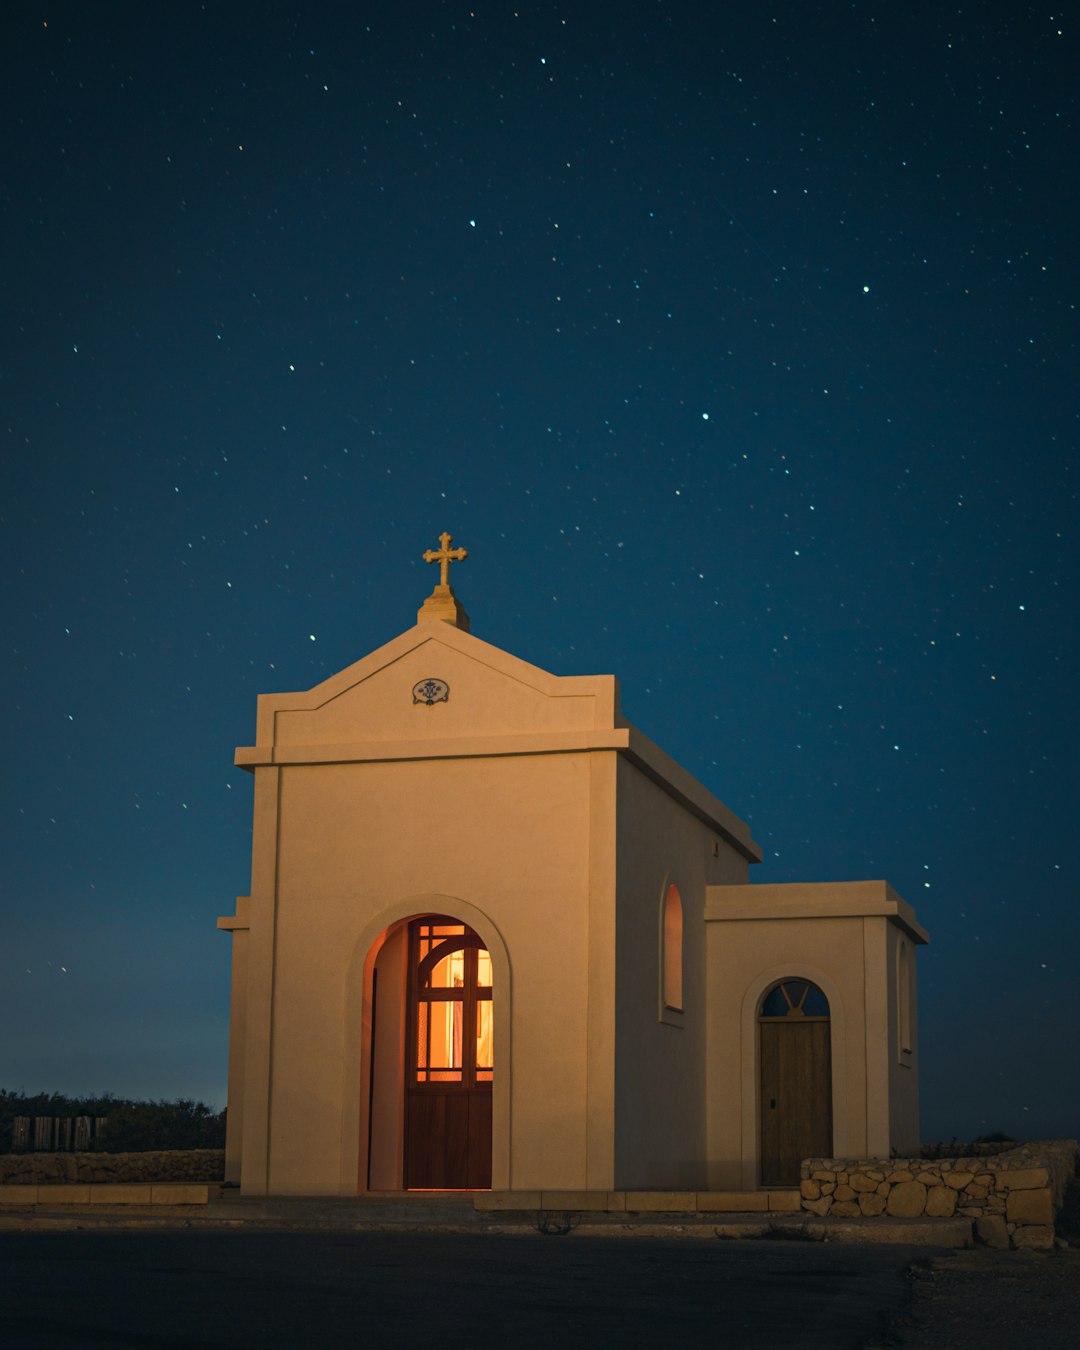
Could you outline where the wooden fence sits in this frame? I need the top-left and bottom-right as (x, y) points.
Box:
(10, 1116), (109, 1152)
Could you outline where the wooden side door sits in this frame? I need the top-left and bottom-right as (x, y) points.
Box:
(759, 980), (832, 1186)
(404, 917), (492, 1189)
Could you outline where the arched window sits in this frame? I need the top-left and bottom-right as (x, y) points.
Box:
(662, 884), (683, 1012)
(759, 979), (830, 1019)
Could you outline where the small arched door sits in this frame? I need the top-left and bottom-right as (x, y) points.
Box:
(759, 979), (832, 1186)
(404, 916), (492, 1189)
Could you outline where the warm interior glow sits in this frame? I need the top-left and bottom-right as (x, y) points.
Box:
(413, 919), (493, 1084)
(476, 996), (493, 1072)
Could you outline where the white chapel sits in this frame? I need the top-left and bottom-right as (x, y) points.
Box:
(218, 535), (927, 1195)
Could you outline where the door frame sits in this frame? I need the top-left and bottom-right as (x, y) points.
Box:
(736, 965), (847, 1191)
(757, 982), (832, 1186)
(347, 896), (512, 1195)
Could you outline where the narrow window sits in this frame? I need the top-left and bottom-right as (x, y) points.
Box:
(662, 884), (683, 1011)
(898, 940), (912, 1057)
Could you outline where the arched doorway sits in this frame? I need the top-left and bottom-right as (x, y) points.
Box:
(758, 978), (832, 1186)
(367, 914), (493, 1190)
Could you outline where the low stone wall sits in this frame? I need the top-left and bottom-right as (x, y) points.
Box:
(0, 1150), (225, 1185)
(801, 1140), (1078, 1250)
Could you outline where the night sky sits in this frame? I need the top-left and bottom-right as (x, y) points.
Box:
(3, 3), (1076, 1143)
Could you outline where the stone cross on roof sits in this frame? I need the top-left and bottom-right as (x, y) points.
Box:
(417, 531), (471, 632)
(422, 531), (468, 587)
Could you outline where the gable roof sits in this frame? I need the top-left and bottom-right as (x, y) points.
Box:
(234, 617), (761, 861)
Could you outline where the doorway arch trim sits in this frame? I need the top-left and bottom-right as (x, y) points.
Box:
(343, 894), (512, 1193)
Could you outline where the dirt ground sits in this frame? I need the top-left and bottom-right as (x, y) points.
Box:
(874, 1246), (1080, 1349)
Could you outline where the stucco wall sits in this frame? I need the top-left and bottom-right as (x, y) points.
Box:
(259, 749), (601, 1194)
(613, 757), (750, 1189)
(704, 911), (868, 1189)
(222, 906), (248, 1185)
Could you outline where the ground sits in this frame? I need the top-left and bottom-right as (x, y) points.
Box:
(0, 1230), (927, 1349)
(877, 1246), (1080, 1349)
(1, 1228), (1076, 1348)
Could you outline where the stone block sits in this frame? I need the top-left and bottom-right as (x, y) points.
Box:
(0, 1186), (38, 1206)
(876, 1182), (890, 1196)
(850, 1174), (879, 1192)
(811, 1170), (836, 1182)
(964, 1184), (989, 1200)
(859, 1193), (886, 1216)
(800, 1179), (821, 1200)
(696, 1191), (768, 1213)
(150, 1184), (213, 1205)
(831, 1201), (860, 1216)
(539, 1191), (610, 1211)
(767, 1191), (802, 1213)
(90, 1185), (152, 1205)
(925, 1186), (957, 1218)
(997, 1168), (1049, 1191)
(834, 1184), (855, 1202)
(866, 1170), (885, 1182)
(473, 1191), (542, 1211)
(821, 1182), (836, 1195)
(915, 1172), (940, 1186)
(622, 1191), (697, 1213)
(1006, 1188), (1053, 1225)
(1011, 1225), (1055, 1250)
(974, 1215), (1010, 1249)
(605, 1192), (627, 1211)
(42, 1185), (92, 1204)
(887, 1170), (914, 1184)
(802, 1196), (832, 1216)
(887, 1181), (928, 1217)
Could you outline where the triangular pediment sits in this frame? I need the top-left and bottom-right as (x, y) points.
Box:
(249, 619), (621, 752)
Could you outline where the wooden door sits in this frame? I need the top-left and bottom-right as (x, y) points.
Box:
(759, 980), (832, 1186)
(404, 917), (492, 1189)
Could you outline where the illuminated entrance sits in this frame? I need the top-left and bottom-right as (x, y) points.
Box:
(404, 917), (493, 1189)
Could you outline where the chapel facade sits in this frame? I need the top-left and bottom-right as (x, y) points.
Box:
(218, 535), (927, 1195)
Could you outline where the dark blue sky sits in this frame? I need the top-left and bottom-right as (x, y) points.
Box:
(2, 2), (1076, 1141)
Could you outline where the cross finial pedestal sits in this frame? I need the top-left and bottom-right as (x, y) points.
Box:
(418, 531), (471, 631)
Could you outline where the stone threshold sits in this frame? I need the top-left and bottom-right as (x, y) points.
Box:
(0, 1207), (975, 1248)
(0, 1185), (802, 1217)
(476, 1189), (802, 1214)
(0, 1185), (798, 1215)
(0, 1183), (218, 1207)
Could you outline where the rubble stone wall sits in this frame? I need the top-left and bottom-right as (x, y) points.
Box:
(0, 1150), (225, 1185)
(801, 1140), (1078, 1249)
